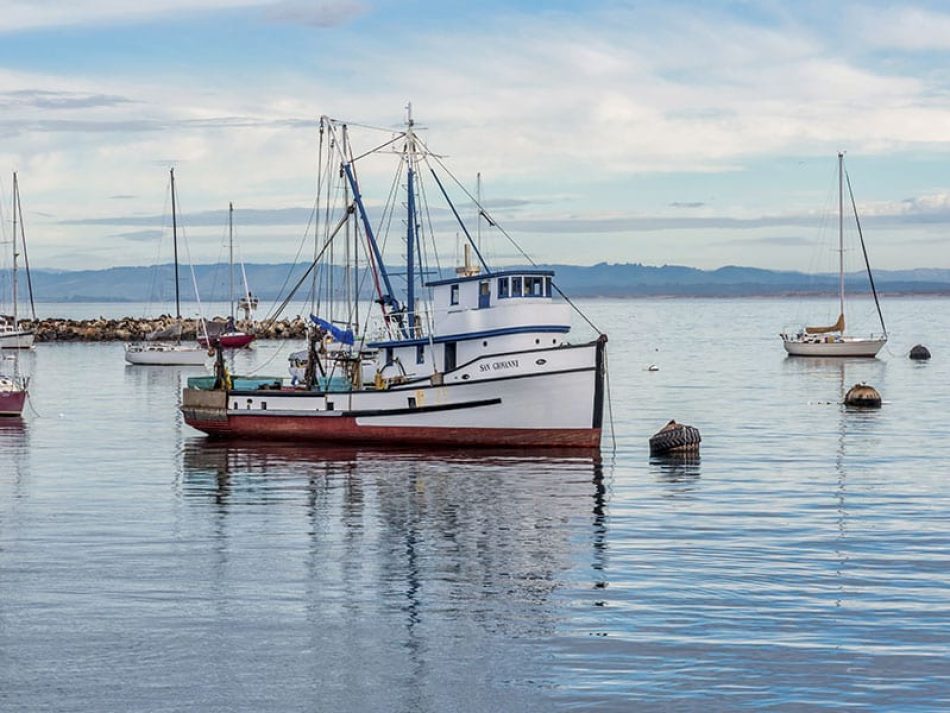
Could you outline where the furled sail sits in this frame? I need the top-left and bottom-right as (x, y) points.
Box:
(805, 313), (844, 334)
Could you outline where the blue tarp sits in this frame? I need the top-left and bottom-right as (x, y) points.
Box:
(310, 315), (355, 345)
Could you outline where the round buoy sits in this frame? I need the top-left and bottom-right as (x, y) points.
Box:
(844, 383), (881, 408)
(647, 363), (659, 372)
(909, 344), (931, 360)
(649, 419), (701, 455)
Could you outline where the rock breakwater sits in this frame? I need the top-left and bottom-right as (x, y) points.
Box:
(22, 316), (309, 342)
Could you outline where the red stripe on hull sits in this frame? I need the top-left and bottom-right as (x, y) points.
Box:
(186, 414), (601, 448)
(0, 391), (27, 416)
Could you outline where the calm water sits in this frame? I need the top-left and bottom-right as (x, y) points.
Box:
(1, 298), (948, 711)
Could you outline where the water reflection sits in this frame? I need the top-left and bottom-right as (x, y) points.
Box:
(179, 439), (609, 645)
(650, 452), (701, 486)
(0, 419), (29, 498)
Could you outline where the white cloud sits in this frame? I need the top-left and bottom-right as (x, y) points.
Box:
(3, 3), (950, 270)
(856, 5), (950, 51)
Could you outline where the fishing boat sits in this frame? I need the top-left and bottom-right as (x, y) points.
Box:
(125, 169), (208, 366)
(0, 173), (36, 350)
(182, 111), (608, 448)
(780, 152), (887, 357)
(198, 203), (255, 349)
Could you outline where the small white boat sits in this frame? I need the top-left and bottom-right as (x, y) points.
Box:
(125, 168), (209, 367)
(125, 342), (208, 366)
(0, 322), (34, 350)
(781, 152), (887, 358)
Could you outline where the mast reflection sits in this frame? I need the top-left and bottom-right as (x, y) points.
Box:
(179, 439), (608, 631)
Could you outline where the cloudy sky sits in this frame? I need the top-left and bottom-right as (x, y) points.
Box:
(1, 0), (949, 272)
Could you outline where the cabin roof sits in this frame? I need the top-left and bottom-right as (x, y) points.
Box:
(425, 269), (554, 288)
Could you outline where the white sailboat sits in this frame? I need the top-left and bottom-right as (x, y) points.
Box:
(0, 172), (36, 350)
(183, 111), (607, 448)
(781, 152), (887, 357)
(125, 168), (208, 366)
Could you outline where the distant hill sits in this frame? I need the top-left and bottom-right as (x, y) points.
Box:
(3, 262), (950, 302)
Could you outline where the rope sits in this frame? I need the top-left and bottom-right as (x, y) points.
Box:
(603, 349), (616, 452)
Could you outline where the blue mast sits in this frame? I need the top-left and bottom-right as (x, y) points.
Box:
(406, 164), (416, 335)
(341, 162), (401, 316)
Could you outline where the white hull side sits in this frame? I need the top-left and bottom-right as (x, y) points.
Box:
(126, 343), (208, 366)
(0, 331), (34, 349)
(238, 343), (597, 427)
(184, 341), (605, 445)
(782, 337), (886, 357)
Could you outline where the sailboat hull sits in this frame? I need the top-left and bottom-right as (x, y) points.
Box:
(198, 332), (255, 349)
(125, 343), (209, 366)
(0, 330), (34, 349)
(782, 337), (886, 357)
(0, 385), (27, 416)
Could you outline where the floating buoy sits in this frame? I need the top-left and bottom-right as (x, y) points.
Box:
(649, 419), (701, 455)
(647, 363), (659, 372)
(909, 344), (931, 360)
(844, 383), (881, 408)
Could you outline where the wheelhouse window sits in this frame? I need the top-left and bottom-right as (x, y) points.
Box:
(498, 277), (510, 298)
(450, 284), (459, 305)
(416, 344), (425, 364)
(511, 276), (522, 297)
(525, 276), (545, 297)
(544, 276), (553, 297)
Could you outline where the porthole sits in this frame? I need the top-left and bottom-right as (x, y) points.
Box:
(536, 358), (547, 365)
(462, 374), (470, 380)
(483, 340), (488, 347)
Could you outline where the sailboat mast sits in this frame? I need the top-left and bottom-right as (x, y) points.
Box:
(476, 172), (482, 253)
(170, 168), (181, 322)
(12, 174), (36, 321)
(406, 161), (417, 335)
(838, 151), (844, 323)
(229, 202), (234, 323)
(11, 172), (18, 329)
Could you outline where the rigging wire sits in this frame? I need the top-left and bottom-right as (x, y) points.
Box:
(845, 168), (887, 338)
(420, 145), (604, 336)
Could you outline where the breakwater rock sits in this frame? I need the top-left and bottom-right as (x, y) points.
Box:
(22, 316), (309, 342)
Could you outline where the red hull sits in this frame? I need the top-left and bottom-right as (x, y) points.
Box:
(186, 414), (601, 448)
(0, 390), (27, 416)
(198, 332), (255, 349)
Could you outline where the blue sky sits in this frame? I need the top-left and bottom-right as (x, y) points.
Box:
(1, 0), (950, 271)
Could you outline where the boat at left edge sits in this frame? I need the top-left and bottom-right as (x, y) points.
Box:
(0, 172), (36, 350)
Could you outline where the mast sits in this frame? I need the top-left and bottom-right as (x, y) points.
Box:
(476, 172), (482, 253)
(846, 170), (887, 338)
(11, 172), (18, 330)
(406, 124), (417, 334)
(12, 174), (36, 321)
(170, 168), (181, 323)
(838, 151), (844, 327)
(229, 202), (234, 324)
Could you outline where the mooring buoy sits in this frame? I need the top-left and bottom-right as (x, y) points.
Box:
(649, 419), (701, 455)
(909, 344), (931, 360)
(844, 383), (881, 408)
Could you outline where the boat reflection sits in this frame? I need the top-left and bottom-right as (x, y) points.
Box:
(179, 438), (609, 643)
(0, 418), (30, 497)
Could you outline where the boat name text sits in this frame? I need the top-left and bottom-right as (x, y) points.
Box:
(480, 359), (519, 373)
